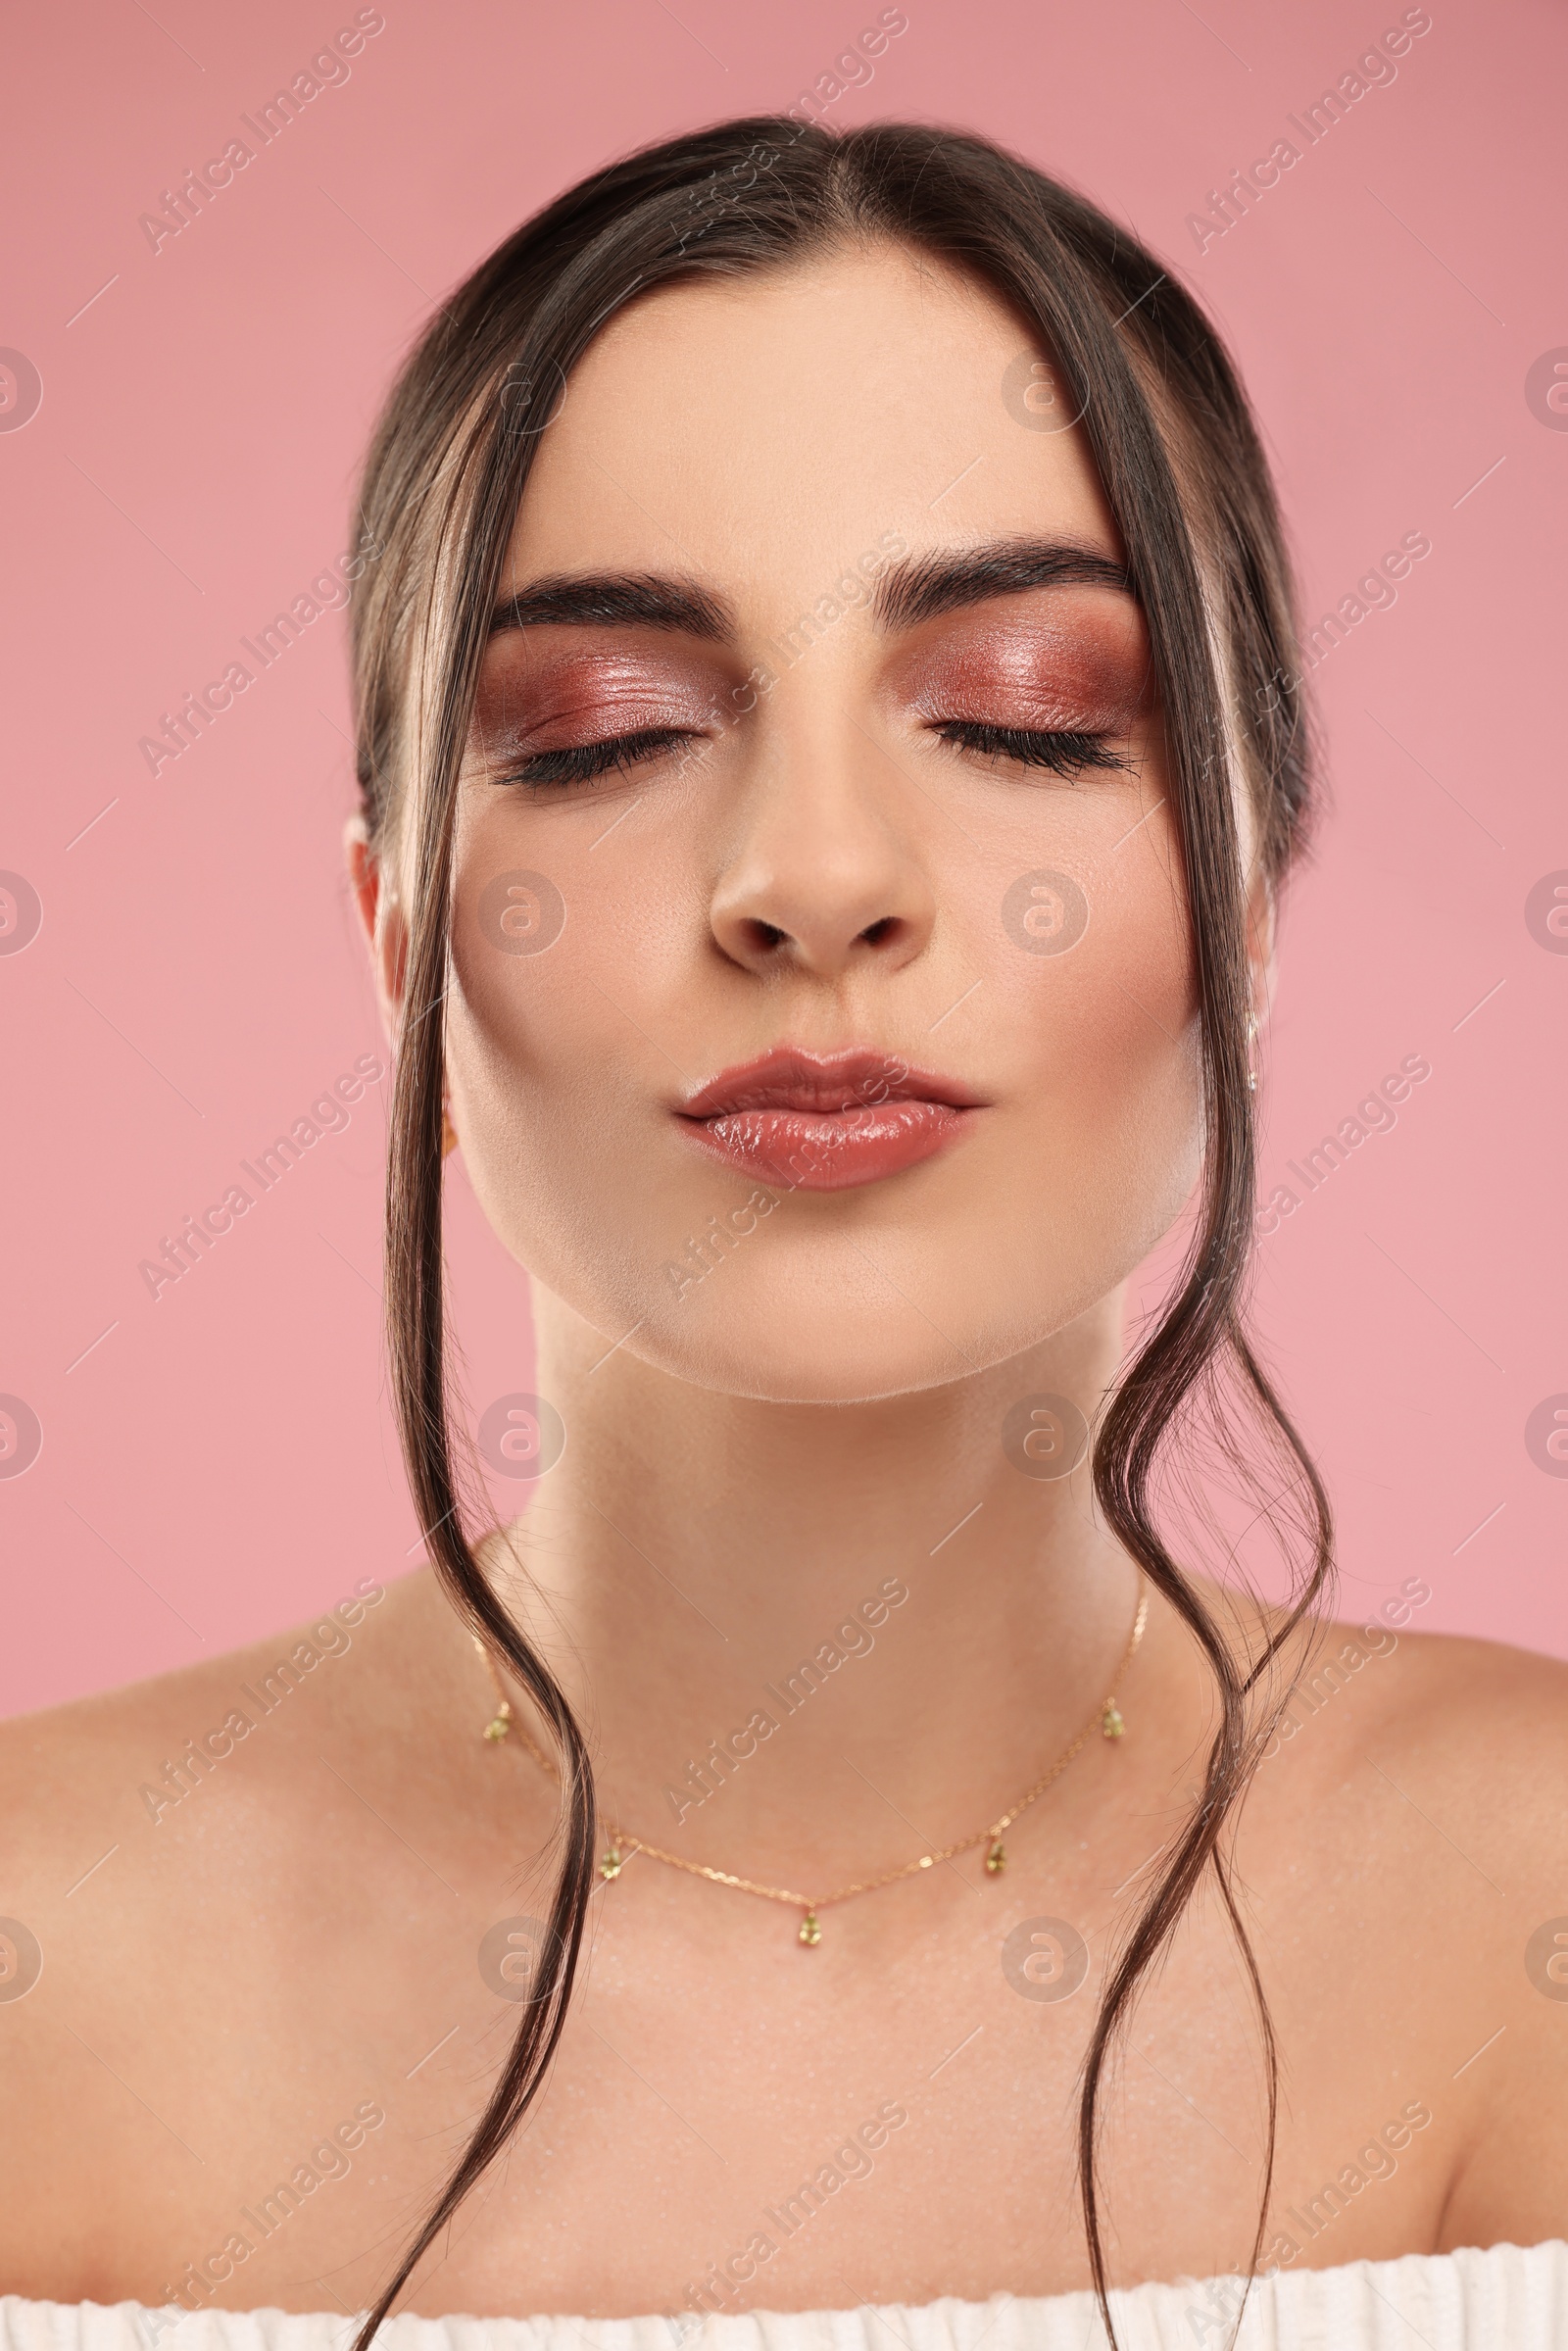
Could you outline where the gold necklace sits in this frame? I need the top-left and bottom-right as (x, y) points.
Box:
(475, 1585), (1149, 1946)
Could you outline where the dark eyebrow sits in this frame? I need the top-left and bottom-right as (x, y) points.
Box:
(486, 541), (1132, 646)
(873, 538), (1133, 631)
(488, 572), (734, 641)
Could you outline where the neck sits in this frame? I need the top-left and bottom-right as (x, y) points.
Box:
(483, 1285), (1145, 1889)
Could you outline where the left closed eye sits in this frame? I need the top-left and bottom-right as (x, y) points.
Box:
(496, 725), (703, 790)
(931, 719), (1134, 778)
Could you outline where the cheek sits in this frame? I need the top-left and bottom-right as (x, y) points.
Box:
(993, 821), (1201, 1253)
(446, 965), (646, 1311)
(443, 812), (703, 1268)
(1087, 856), (1196, 1078)
(448, 887), (635, 1144)
(1000, 808), (1194, 1067)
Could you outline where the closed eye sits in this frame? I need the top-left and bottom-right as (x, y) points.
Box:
(932, 719), (1134, 778)
(497, 726), (703, 790)
(498, 718), (1129, 789)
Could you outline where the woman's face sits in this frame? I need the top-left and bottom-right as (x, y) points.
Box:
(438, 243), (1204, 1402)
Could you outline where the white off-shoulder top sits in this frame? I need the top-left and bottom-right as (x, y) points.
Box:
(5, 2243), (1568, 2351)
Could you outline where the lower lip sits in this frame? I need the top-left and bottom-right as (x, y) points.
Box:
(679, 1101), (975, 1191)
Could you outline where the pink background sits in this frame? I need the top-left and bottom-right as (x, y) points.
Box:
(2, 0), (1564, 1715)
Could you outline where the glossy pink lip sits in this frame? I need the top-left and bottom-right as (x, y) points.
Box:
(676, 1047), (985, 1192)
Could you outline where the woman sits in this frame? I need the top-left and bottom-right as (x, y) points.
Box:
(3, 117), (1564, 2351)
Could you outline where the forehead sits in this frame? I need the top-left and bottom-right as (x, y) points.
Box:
(503, 243), (1125, 602)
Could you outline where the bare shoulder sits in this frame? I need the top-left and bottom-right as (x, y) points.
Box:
(1184, 1575), (1568, 1956)
(1237, 1575), (1568, 1868)
(1282, 1597), (1568, 1810)
(1187, 1572), (1567, 1776)
(1340, 1612), (1568, 2240)
(0, 1572), (403, 1847)
(0, 1571), (526, 2290)
(0, 1567), (468, 1997)
(1238, 1589), (1568, 2227)
(1172, 1580), (1568, 2245)
(1330, 1608), (1568, 1971)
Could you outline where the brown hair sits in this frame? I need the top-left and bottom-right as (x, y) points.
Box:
(349, 116), (1330, 2347)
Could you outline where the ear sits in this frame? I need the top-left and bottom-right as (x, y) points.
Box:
(344, 812), (408, 1043)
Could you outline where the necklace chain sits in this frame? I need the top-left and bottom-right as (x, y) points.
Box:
(476, 1584), (1149, 1944)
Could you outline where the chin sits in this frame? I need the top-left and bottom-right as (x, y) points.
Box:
(623, 1321), (975, 1407)
(596, 1249), (1113, 1407)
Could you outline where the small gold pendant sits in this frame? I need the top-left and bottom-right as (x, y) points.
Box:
(1102, 1701), (1125, 1739)
(985, 1838), (1006, 1875)
(600, 1843), (623, 1881)
(799, 1908), (822, 1946)
(482, 1707), (512, 1743)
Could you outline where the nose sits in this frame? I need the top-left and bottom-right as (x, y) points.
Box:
(708, 721), (936, 981)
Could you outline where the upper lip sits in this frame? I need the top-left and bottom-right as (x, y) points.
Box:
(678, 1046), (986, 1119)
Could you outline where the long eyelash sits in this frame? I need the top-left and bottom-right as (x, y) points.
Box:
(498, 726), (698, 790)
(933, 719), (1134, 778)
(502, 719), (1129, 790)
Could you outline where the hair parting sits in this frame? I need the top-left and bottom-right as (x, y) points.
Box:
(348, 116), (1332, 2350)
